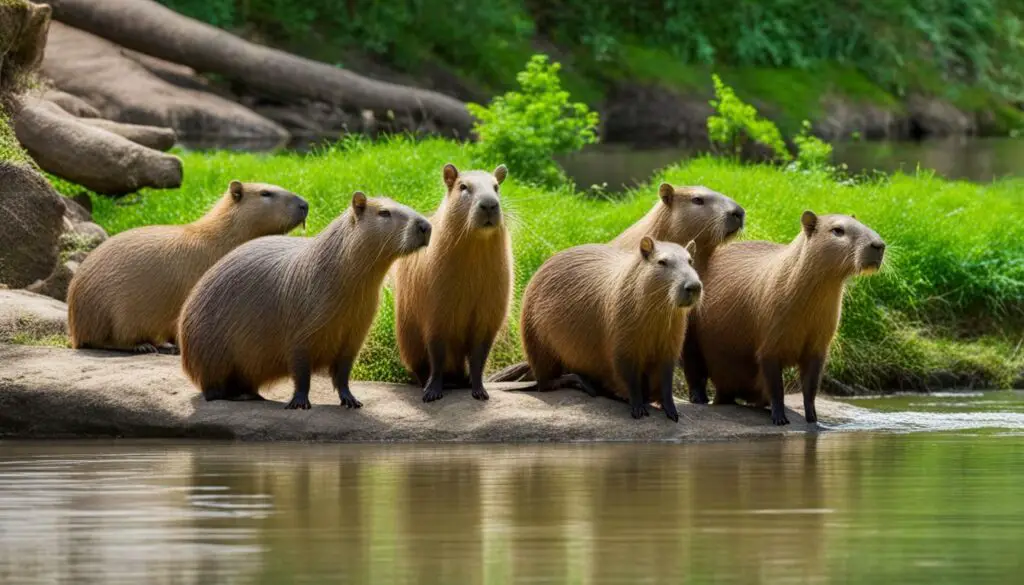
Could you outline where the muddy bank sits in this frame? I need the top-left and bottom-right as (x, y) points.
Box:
(0, 344), (856, 442)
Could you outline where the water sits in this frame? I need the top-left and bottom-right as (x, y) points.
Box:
(557, 137), (1024, 192)
(1, 391), (1023, 584)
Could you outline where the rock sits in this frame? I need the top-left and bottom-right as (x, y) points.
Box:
(0, 345), (855, 441)
(65, 219), (107, 246)
(602, 82), (713, 147)
(906, 94), (975, 138)
(0, 162), (66, 289)
(24, 259), (75, 302)
(42, 23), (289, 142)
(42, 88), (100, 118)
(61, 194), (92, 223)
(817, 98), (908, 140)
(0, 290), (68, 343)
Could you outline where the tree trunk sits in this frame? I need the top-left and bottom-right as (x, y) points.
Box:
(42, 0), (474, 137)
(12, 96), (183, 195)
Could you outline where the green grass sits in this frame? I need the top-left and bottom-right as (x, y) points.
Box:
(88, 137), (1024, 388)
(0, 110), (28, 165)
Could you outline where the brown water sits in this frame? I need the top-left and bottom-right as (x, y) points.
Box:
(2, 392), (1024, 585)
(557, 137), (1024, 192)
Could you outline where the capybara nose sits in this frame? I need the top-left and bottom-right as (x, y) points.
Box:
(479, 199), (500, 213)
(297, 200), (309, 213)
(871, 241), (886, 252)
(677, 281), (703, 307)
(727, 206), (745, 233)
(685, 281), (703, 295)
(417, 219), (432, 245)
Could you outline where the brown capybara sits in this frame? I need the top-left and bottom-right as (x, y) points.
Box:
(682, 211), (885, 425)
(613, 183), (745, 272)
(68, 181), (308, 354)
(179, 192), (431, 409)
(393, 163), (513, 403)
(519, 236), (703, 421)
(489, 181), (743, 384)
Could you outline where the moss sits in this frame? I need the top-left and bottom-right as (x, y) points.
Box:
(8, 332), (70, 348)
(0, 108), (28, 164)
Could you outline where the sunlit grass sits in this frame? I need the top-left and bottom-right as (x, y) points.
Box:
(85, 137), (1024, 387)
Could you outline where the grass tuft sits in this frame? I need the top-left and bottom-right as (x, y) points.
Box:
(88, 137), (1024, 388)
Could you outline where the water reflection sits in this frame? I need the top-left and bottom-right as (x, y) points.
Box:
(0, 435), (1022, 584)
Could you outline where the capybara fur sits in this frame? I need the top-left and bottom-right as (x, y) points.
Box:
(68, 181), (308, 353)
(393, 163), (513, 403)
(613, 183), (744, 272)
(683, 211), (886, 425)
(179, 192), (431, 409)
(520, 236), (703, 421)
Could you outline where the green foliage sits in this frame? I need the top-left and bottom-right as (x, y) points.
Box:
(467, 55), (599, 186)
(89, 138), (1023, 389)
(0, 109), (28, 165)
(707, 74), (790, 161)
(792, 120), (834, 171)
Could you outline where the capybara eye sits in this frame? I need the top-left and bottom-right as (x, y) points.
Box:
(494, 183), (500, 192)
(261, 190), (273, 198)
(688, 257), (694, 266)
(460, 183), (470, 192)
(378, 209), (391, 218)
(691, 197), (704, 206)
(831, 227), (845, 237)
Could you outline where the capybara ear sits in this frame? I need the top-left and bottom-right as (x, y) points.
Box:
(230, 180), (244, 202)
(443, 163), (459, 191)
(352, 191), (368, 215)
(801, 210), (818, 235)
(685, 240), (697, 257)
(640, 236), (655, 259)
(494, 164), (508, 185)
(658, 183), (674, 206)
(851, 213), (857, 220)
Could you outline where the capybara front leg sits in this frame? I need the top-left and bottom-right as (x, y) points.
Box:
(285, 350), (313, 410)
(422, 339), (446, 403)
(760, 358), (789, 425)
(658, 362), (680, 423)
(468, 339), (493, 401)
(799, 355), (825, 424)
(681, 328), (710, 404)
(616, 356), (648, 419)
(331, 354), (362, 409)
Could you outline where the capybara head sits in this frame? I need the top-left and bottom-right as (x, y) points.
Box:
(350, 191), (432, 256)
(227, 180), (309, 236)
(799, 211), (886, 276)
(657, 183), (745, 249)
(442, 163), (507, 232)
(637, 236), (704, 308)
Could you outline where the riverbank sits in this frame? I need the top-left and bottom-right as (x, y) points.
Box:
(33, 137), (1020, 392)
(0, 344), (846, 441)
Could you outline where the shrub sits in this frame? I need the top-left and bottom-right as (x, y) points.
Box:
(792, 120), (834, 171)
(707, 74), (790, 161)
(467, 54), (599, 186)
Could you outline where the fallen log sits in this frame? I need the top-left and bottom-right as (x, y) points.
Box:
(42, 0), (474, 137)
(77, 116), (176, 151)
(43, 22), (289, 142)
(41, 88), (99, 117)
(12, 96), (182, 195)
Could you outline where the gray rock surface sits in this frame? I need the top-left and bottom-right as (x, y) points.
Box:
(0, 344), (857, 441)
(0, 290), (68, 342)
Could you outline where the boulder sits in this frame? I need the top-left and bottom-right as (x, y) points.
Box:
(0, 344), (853, 441)
(24, 258), (75, 302)
(906, 94), (975, 138)
(0, 162), (66, 288)
(0, 289), (67, 343)
(41, 88), (100, 117)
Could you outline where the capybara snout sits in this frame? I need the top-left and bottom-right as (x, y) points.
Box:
(475, 194), (502, 228)
(412, 217), (433, 247)
(726, 205), (745, 236)
(676, 280), (703, 307)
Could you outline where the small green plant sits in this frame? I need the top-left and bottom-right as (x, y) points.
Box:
(707, 74), (791, 162)
(467, 54), (600, 186)
(792, 120), (833, 171)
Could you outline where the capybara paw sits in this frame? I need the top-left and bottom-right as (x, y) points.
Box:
(804, 406), (818, 424)
(339, 391), (363, 409)
(285, 396), (312, 410)
(134, 343), (158, 354)
(422, 386), (444, 403)
(630, 404), (650, 419)
(472, 387), (490, 401)
(663, 405), (680, 423)
(771, 410), (790, 426)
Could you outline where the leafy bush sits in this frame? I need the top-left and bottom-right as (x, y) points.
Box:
(707, 74), (790, 161)
(467, 54), (599, 186)
(792, 120), (834, 171)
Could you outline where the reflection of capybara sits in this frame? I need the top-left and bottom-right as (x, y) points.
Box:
(613, 183), (745, 272)
(179, 192), (431, 408)
(683, 211), (885, 425)
(393, 163), (513, 403)
(68, 181), (308, 353)
(519, 236), (703, 421)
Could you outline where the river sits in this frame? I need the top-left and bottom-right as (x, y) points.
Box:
(1, 391), (1022, 584)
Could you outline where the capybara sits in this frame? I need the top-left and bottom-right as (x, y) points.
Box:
(519, 236), (703, 421)
(682, 211), (885, 425)
(179, 192), (432, 409)
(613, 183), (745, 272)
(393, 163), (513, 403)
(68, 181), (308, 353)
